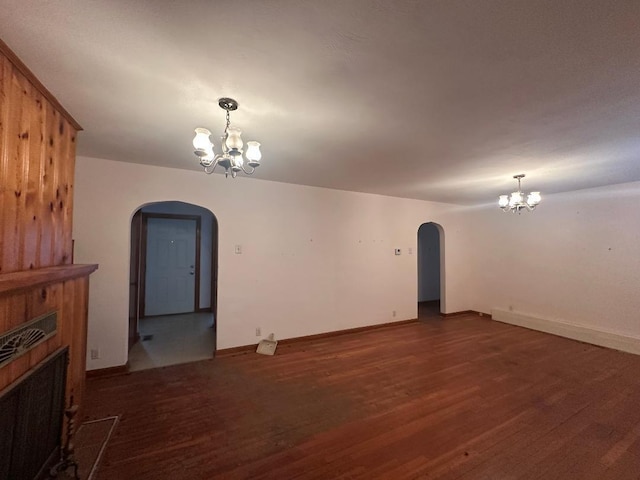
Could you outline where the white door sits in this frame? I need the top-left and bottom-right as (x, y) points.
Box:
(145, 217), (197, 316)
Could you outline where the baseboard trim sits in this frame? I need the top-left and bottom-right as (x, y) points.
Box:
(440, 310), (492, 319)
(216, 344), (255, 357)
(216, 318), (420, 357)
(492, 309), (640, 355)
(86, 363), (129, 378)
(440, 310), (474, 317)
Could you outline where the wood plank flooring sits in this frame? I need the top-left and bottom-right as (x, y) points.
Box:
(83, 314), (640, 479)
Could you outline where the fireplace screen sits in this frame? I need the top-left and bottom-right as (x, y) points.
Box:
(0, 346), (68, 480)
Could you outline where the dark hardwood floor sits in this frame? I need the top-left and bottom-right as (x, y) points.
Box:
(84, 313), (640, 479)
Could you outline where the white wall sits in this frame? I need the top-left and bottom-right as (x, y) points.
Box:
(141, 201), (215, 309)
(467, 181), (640, 340)
(73, 156), (473, 370)
(418, 223), (441, 302)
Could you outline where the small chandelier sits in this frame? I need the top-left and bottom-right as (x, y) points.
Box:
(498, 174), (541, 213)
(192, 98), (262, 178)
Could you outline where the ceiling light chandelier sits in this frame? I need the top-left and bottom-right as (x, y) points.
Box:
(192, 98), (262, 178)
(498, 174), (541, 213)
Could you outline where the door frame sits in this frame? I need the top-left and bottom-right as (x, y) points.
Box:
(128, 210), (143, 350)
(140, 213), (202, 318)
(417, 221), (445, 314)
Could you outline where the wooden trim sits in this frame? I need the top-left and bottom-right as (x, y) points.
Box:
(279, 318), (419, 345)
(440, 310), (492, 319)
(216, 318), (420, 357)
(194, 217), (201, 311)
(86, 363), (129, 379)
(0, 38), (83, 131)
(211, 215), (218, 343)
(440, 310), (475, 318)
(128, 210), (143, 350)
(216, 344), (255, 357)
(0, 264), (98, 296)
(140, 215), (148, 317)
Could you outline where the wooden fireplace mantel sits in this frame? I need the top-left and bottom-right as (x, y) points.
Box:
(0, 263), (98, 406)
(0, 264), (98, 296)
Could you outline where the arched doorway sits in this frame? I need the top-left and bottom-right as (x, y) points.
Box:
(417, 222), (444, 318)
(128, 201), (218, 371)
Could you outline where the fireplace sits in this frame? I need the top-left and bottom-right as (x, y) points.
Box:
(0, 347), (68, 480)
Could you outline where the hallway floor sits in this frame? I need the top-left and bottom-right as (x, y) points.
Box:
(418, 300), (441, 319)
(128, 312), (215, 371)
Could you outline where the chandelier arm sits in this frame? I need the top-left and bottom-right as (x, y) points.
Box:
(201, 155), (221, 175)
(239, 164), (256, 175)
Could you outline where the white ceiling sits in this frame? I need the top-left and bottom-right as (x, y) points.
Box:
(2, 0), (639, 205)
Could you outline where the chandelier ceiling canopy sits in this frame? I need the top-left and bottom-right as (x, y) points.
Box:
(192, 98), (262, 178)
(498, 174), (541, 213)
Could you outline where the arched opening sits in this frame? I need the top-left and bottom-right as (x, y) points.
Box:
(417, 222), (444, 318)
(128, 201), (218, 371)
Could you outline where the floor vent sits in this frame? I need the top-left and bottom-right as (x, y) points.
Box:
(0, 311), (57, 368)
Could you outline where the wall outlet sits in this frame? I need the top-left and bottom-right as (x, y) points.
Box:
(255, 327), (261, 336)
(235, 245), (242, 254)
(408, 247), (413, 255)
(90, 349), (100, 360)
(392, 310), (397, 317)
(394, 248), (401, 255)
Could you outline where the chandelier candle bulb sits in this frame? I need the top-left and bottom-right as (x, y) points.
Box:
(225, 126), (243, 153)
(246, 141), (262, 166)
(192, 128), (213, 156)
(527, 192), (541, 206)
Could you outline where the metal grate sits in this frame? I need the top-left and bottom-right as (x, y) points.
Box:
(0, 311), (57, 368)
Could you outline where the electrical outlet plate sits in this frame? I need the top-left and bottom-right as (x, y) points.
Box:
(395, 248), (401, 255)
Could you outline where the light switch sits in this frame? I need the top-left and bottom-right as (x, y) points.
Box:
(235, 245), (242, 254)
(395, 248), (401, 255)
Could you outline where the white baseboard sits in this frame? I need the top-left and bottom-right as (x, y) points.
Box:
(491, 309), (640, 355)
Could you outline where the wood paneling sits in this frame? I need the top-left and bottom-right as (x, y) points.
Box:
(84, 315), (640, 480)
(0, 48), (78, 275)
(0, 39), (95, 423)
